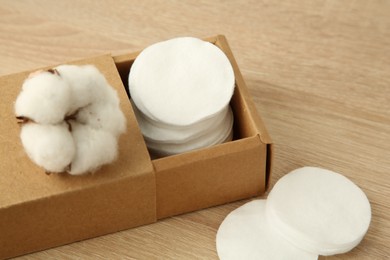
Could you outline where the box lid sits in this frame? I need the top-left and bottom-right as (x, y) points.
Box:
(0, 55), (156, 258)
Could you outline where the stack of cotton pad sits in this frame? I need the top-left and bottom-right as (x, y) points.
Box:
(15, 65), (126, 175)
(128, 37), (235, 157)
(216, 167), (371, 260)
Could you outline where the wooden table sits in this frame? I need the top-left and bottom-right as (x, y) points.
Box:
(1, 1), (389, 259)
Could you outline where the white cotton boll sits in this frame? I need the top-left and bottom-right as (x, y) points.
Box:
(16, 64), (125, 176)
(15, 72), (71, 124)
(104, 83), (122, 106)
(69, 122), (118, 175)
(20, 122), (75, 173)
(75, 84), (126, 137)
(76, 101), (126, 137)
(56, 65), (112, 114)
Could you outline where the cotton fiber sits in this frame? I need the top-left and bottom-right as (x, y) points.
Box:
(15, 65), (126, 175)
(20, 122), (75, 173)
(75, 100), (126, 138)
(15, 71), (71, 124)
(56, 65), (113, 115)
(68, 122), (118, 175)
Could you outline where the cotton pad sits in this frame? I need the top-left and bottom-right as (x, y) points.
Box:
(266, 167), (371, 255)
(146, 106), (233, 157)
(20, 122), (75, 173)
(216, 200), (318, 260)
(128, 37), (236, 157)
(129, 37), (235, 126)
(133, 104), (229, 144)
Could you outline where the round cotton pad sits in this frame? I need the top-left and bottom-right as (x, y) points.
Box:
(128, 37), (235, 126)
(216, 200), (318, 260)
(134, 104), (229, 144)
(146, 107), (233, 156)
(266, 167), (371, 255)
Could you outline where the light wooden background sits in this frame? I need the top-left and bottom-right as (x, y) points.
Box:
(1, 0), (389, 259)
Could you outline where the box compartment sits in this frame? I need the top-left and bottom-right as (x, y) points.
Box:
(114, 35), (273, 219)
(0, 35), (272, 259)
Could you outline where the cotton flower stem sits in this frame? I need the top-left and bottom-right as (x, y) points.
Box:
(16, 116), (34, 125)
(66, 163), (72, 172)
(64, 109), (80, 132)
(45, 163), (71, 175)
(65, 120), (73, 131)
(47, 68), (60, 76)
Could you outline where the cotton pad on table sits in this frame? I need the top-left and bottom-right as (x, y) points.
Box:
(266, 167), (372, 255)
(216, 200), (318, 260)
(216, 167), (371, 259)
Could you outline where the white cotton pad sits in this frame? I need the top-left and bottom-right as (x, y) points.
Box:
(146, 106), (233, 157)
(20, 122), (75, 173)
(216, 200), (318, 260)
(128, 37), (235, 126)
(15, 71), (71, 124)
(224, 125), (234, 143)
(135, 104), (230, 144)
(69, 122), (118, 175)
(266, 167), (371, 255)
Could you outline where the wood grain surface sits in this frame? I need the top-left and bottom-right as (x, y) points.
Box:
(1, 0), (389, 259)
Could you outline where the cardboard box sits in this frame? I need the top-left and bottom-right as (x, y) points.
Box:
(0, 35), (272, 259)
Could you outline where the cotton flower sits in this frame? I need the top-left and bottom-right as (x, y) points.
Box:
(76, 101), (126, 138)
(15, 65), (126, 175)
(20, 122), (75, 173)
(15, 71), (71, 124)
(68, 122), (118, 175)
(56, 64), (113, 115)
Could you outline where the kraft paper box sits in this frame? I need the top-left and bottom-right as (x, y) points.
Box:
(0, 35), (272, 259)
